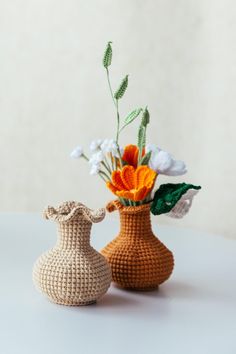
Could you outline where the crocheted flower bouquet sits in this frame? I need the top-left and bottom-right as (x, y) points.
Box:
(71, 42), (201, 290)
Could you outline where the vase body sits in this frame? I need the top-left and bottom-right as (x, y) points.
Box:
(33, 201), (112, 305)
(101, 200), (174, 290)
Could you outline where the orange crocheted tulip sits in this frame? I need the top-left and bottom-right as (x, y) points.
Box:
(122, 145), (145, 167)
(106, 165), (157, 202)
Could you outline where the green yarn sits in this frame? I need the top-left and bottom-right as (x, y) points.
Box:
(119, 108), (143, 135)
(151, 183), (201, 216)
(140, 151), (152, 165)
(137, 107), (150, 164)
(103, 42), (112, 68)
(124, 108), (143, 126)
(137, 125), (146, 149)
(141, 107), (150, 127)
(114, 75), (129, 100)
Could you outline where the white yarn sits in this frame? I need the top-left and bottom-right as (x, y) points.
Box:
(166, 189), (199, 218)
(70, 146), (83, 158)
(100, 139), (119, 157)
(89, 151), (104, 165)
(146, 144), (187, 176)
(89, 164), (100, 175)
(89, 139), (104, 152)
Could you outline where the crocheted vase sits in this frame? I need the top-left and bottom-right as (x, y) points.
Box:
(33, 201), (112, 305)
(101, 200), (174, 290)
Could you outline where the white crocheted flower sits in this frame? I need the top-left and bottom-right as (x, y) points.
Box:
(167, 189), (199, 218)
(165, 159), (187, 176)
(146, 144), (160, 154)
(147, 144), (187, 176)
(101, 139), (119, 157)
(90, 163), (100, 175)
(70, 146), (83, 159)
(149, 150), (172, 172)
(89, 151), (104, 165)
(89, 139), (104, 152)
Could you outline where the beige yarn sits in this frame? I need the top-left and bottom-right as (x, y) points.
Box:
(33, 201), (112, 306)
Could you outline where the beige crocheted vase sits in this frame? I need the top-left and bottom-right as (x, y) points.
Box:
(33, 201), (112, 306)
(101, 200), (174, 290)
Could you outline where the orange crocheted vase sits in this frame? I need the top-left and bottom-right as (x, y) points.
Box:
(101, 200), (174, 290)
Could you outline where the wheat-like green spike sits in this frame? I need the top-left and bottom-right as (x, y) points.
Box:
(141, 107), (150, 127)
(103, 41), (112, 68)
(138, 125), (146, 150)
(137, 125), (146, 164)
(114, 75), (128, 100)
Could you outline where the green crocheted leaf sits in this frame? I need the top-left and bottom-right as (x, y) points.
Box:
(151, 183), (201, 215)
(140, 151), (152, 165)
(124, 108), (142, 126)
(103, 41), (112, 68)
(114, 75), (128, 100)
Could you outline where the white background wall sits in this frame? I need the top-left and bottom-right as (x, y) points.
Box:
(0, 0), (235, 237)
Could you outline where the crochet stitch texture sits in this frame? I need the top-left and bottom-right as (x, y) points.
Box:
(33, 201), (112, 305)
(101, 200), (174, 290)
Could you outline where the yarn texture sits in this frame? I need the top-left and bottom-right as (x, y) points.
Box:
(167, 189), (200, 218)
(101, 200), (174, 290)
(33, 201), (112, 306)
(107, 165), (156, 202)
(151, 183), (201, 215)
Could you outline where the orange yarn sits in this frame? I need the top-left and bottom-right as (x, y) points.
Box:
(122, 144), (144, 167)
(101, 200), (174, 290)
(106, 165), (157, 202)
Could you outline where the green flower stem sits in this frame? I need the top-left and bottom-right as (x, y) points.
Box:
(117, 146), (124, 167)
(104, 154), (112, 172)
(106, 68), (116, 107)
(101, 160), (111, 174)
(109, 153), (114, 171)
(82, 154), (89, 161)
(105, 68), (122, 148)
(118, 197), (129, 206)
(118, 125), (126, 134)
(99, 170), (111, 181)
(115, 99), (120, 143)
(98, 173), (107, 182)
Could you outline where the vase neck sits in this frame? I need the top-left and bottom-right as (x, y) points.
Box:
(57, 220), (92, 250)
(119, 207), (152, 238)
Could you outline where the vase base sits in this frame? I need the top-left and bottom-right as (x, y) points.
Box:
(114, 283), (159, 292)
(49, 298), (97, 306)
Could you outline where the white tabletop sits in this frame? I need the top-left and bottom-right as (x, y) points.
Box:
(0, 213), (235, 354)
